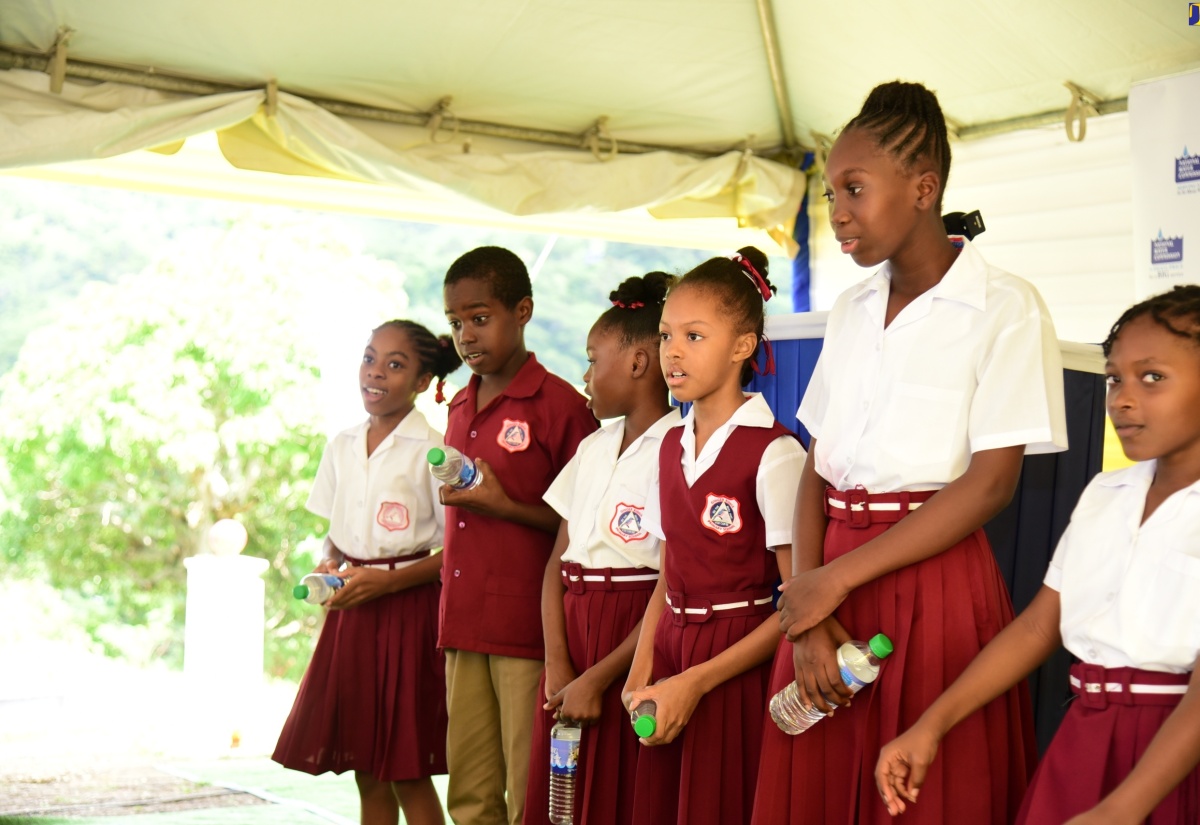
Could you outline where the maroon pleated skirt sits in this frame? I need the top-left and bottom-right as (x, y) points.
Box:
(752, 519), (1036, 825)
(523, 571), (655, 825)
(1017, 664), (1198, 824)
(630, 602), (775, 825)
(272, 580), (448, 781)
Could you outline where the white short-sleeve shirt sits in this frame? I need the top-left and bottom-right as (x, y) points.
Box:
(642, 393), (805, 549)
(307, 409), (445, 562)
(544, 409), (680, 570)
(798, 239), (1067, 493)
(1044, 461), (1200, 674)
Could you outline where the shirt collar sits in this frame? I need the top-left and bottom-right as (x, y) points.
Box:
(355, 408), (429, 453)
(448, 352), (547, 412)
(1097, 460), (1156, 488)
(850, 237), (987, 312)
(677, 392), (777, 432)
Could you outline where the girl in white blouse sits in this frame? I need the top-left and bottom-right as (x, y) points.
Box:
(877, 284), (1200, 825)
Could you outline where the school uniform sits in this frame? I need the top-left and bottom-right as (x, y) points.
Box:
(631, 394), (804, 825)
(441, 353), (598, 825)
(273, 409), (448, 782)
(523, 409), (679, 825)
(752, 239), (1069, 825)
(1017, 461), (1200, 824)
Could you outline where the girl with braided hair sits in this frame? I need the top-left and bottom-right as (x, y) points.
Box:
(878, 285), (1200, 825)
(273, 319), (461, 825)
(522, 271), (678, 825)
(752, 81), (1067, 824)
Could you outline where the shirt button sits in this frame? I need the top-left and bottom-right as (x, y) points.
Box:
(453, 569), (461, 577)
(458, 521), (466, 529)
(469, 430), (477, 438)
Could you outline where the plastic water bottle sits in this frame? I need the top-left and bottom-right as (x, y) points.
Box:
(427, 446), (481, 490)
(292, 573), (345, 605)
(630, 700), (657, 739)
(769, 633), (893, 735)
(548, 720), (580, 825)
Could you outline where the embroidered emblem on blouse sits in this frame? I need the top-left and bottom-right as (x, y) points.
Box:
(497, 418), (532, 453)
(376, 501), (410, 531)
(610, 502), (650, 543)
(702, 493), (742, 535)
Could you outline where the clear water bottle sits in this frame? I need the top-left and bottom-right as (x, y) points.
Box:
(770, 633), (893, 735)
(292, 573), (345, 605)
(630, 700), (657, 739)
(427, 446), (481, 490)
(548, 720), (580, 825)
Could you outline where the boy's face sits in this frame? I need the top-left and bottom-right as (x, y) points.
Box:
(444, 276), (531, 377)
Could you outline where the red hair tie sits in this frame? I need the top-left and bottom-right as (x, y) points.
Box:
(732, 254), (772, 302)
(611, 299), (646, 310)
(435, 379), (446, 404)
(751, 336), (776, 377)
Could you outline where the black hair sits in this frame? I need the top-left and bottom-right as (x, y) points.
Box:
(444, 246), (533, 310)
(672, 246), (776, 386)
(1102, 284), (1200, 357)
(372, 319), (462, 393)
(844, 81), (952, 208)
(594, 271), (676, 348)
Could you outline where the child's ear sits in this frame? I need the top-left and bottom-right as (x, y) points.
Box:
(416, 372), (433, 394)
(514, 296), (534, 327)
(630, 348), (649, 378)
(914, 170), (941, 212)
(732, 331), (757, 364)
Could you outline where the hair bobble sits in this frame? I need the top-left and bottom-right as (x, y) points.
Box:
(752, 335), (776, 377)
(732, 253), (772, 302)
(435, 379), (446, 404)
(612, 299), (646, 310)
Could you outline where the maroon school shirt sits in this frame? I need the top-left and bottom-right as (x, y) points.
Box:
(439, 353), (598, 659)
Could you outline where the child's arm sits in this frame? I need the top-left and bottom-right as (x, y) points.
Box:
(553, 616), (646, 727)
(440, 457), (561, 533)
(315, 536), (344, 572)
(541, 521), (577, 704)
(622, 568), (668, 710)
(327, 550), (444, 610)
(1060, 660), (1200, 825)
(780, 444), (1024, 641)
(625, 545), (793, 746)
(875, 584), (1062, 815)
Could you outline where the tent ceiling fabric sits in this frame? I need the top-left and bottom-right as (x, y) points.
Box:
(1, 1), (1197, 230)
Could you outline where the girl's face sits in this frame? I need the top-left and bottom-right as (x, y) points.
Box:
(659, 284), (753, 404)
(1106, 314), (1200, 468)
(823, 127), (923, 268)
(443, 277), (530, 377)
(583, 325), (634, 421)
(359, 327), (431, 420)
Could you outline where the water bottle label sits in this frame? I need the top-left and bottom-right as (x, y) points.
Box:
(549, 736), (579, 776)
(839, 665), (869, 690)
(458, 462), (477, 488)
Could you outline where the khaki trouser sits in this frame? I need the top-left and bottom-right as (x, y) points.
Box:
(445, 649), (543, 825)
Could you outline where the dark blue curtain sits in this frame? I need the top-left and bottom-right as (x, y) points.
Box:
(791, 153), (815, 313)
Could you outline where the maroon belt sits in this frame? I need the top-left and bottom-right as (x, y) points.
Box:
(665, 587), (775, 625)
(343, 550), (432, 570)
(1069, 663), (1190, 710)
(824, 486), (936, 529)
(561, 562), (658, 595)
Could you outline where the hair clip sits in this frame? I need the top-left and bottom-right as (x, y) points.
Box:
(732, 254), (772, 302)
(751, 335), (777, 377)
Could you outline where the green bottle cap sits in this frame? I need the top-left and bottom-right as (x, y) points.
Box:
(633, 714), (657, 738)
(427, 447), (447, 466)
(293, 585), (310, 600)
(868, 633), (894, 659)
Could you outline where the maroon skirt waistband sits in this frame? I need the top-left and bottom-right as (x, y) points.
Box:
(824, 486), (937, 528)
(343, 549), (432, 570)
(561, 561), (659, 594)
(1069, 662), (1191, 709)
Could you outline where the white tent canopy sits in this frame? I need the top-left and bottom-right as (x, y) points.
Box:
(2, 0), (1197, 240)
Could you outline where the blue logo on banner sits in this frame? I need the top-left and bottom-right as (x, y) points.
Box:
(1152, 230), (1184, 264)
(1191, 3), (1199, 25)
(1178, 147), (1200, 183)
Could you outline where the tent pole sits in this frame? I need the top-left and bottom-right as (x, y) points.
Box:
(957, 98), (1127, 141)
(753, 0), (799, 156)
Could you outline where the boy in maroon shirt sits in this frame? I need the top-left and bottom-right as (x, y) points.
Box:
(439, 247), (598, 825)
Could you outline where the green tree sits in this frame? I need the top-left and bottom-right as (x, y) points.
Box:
(0, 218), (408, 679)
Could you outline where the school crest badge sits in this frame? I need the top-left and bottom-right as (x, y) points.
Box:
(497, 418), (532, 453)
(376, 501), (410, 531)
(702, 493), (742, 535)
(609, 503), (649, 543)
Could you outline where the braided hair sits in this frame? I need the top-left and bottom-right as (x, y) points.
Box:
(844, 81), (952, 208)
(444, 246), (532, 310)
(373, 319), (463, 403)
(595, 271), (675, 347)
(672, 246), (776, 386)
(1102, 284), (1200, 357)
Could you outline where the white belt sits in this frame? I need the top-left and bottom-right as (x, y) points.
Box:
(826, 497), (923, 512)
(565, 572), (659, 583)
(665, 593), (774, 614)
(1069, 675), (1188, 696)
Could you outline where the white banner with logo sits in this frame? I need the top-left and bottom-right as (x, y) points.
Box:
(1130, 69), (1200, 298)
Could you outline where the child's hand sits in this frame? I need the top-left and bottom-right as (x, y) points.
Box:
(327, 567), (393, 610)
(624, 672), (703, 746)
(544, 658), (578, 703)
(1062, 811), (1129, 825)
(313, 557), (341, 574)
(550, 668), (606, 727)
(790, 617), (854, 713)
(778, 566), (848, 641)
(439, 458), (512, 519)
(875, 723), (940, 816)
